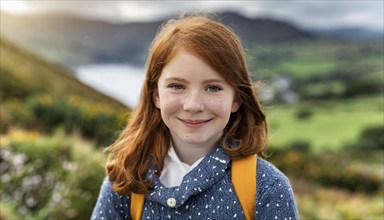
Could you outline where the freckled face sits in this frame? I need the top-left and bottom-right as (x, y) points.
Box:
(153, 49), (240, 150)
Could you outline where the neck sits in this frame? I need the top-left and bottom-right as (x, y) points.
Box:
(172, 144), (213, 165)
(170, 132), (222, 165)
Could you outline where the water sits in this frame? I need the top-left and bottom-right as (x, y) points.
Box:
(75, 64), (145, 108)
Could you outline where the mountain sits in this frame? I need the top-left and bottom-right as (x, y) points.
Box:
(0, 11), (313, 67)
(0, 36), (127, 110)
(219, 12), (313, 42)
(310, 27), (384, 42)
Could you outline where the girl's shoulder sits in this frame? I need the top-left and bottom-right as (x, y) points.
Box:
(256, 157), (291, 186)
(91, 177), (131, 220)
(255, 157), (299, 219)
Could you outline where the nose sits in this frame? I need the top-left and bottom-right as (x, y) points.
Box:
(183, 91), (205, 113)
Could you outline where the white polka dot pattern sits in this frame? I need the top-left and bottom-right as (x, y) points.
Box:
(91, 147), (299, 220)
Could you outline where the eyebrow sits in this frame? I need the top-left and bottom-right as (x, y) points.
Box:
(164, 77), (226, 84)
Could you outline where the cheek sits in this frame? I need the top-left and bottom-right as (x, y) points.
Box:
(159, 94), (181, 113)
(207, 98), (235, 117)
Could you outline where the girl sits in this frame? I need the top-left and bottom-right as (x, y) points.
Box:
(92, 14), (299, 220)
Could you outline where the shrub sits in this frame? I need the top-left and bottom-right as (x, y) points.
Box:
(356, 126), (384, 150)
(269, 144), (382, 193)
(22, 94), (127, 145)
(0, 106), (12, 134)
(0, 130), (106, 219)
(295, 108), (313, 120)
(1, 132), (70, 218)
(1, 99), (36, 130)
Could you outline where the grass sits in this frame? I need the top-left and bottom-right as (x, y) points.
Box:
(277, 59), (337, 79)
(292, 178), (384, 219)
(250, 39), (383, 82)
(266, 96), (383, 152)
(0, 37), (127, 110)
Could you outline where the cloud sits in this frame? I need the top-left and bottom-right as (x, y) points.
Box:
(1, 0), (383, 31)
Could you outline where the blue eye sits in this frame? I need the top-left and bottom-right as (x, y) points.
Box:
(169, 84), (184, 90)
(207, 85), (222, 92)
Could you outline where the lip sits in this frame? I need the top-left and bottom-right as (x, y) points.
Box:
(179, 118), (212, 128)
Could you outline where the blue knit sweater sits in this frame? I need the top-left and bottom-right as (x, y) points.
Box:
(91, 147), (299, 220)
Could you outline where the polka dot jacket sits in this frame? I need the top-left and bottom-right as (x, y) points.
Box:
(91, 147), (299, 220)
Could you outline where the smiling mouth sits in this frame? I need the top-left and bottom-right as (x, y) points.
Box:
(179, 119), (212, 128)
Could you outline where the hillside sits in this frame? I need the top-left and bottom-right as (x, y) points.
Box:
(0, 36), (127, 110)
(0, 11), (313, 67)
(219, 12), (313, 42)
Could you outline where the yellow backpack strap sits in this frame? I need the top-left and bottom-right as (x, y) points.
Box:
(232, 154), (257, 220)
(130, 155), (257, 220)
(130, 192), (145, 220)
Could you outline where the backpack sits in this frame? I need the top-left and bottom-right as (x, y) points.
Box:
(131, 155), (257, 220)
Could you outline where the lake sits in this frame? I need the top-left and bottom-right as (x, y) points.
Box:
(75, 64), (145, 108)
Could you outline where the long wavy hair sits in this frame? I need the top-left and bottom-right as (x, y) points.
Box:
(106, 14), (268, 195)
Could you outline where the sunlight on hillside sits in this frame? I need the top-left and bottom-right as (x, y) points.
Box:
(0, 1), (30, 14)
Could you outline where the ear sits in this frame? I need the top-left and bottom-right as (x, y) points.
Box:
(231, 99), (241, 113)
(152, 88), (160, 109)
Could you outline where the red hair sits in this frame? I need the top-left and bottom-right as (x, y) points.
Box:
(106, 14), (267, 194)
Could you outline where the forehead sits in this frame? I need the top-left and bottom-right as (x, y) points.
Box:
(160, 48), (225, 81)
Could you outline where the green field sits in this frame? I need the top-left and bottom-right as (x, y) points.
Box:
(266, 96), (383, 152)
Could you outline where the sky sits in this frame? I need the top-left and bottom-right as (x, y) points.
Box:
(1, 0), (383, 31)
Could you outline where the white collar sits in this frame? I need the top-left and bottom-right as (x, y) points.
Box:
(159, 146), (204, 188)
